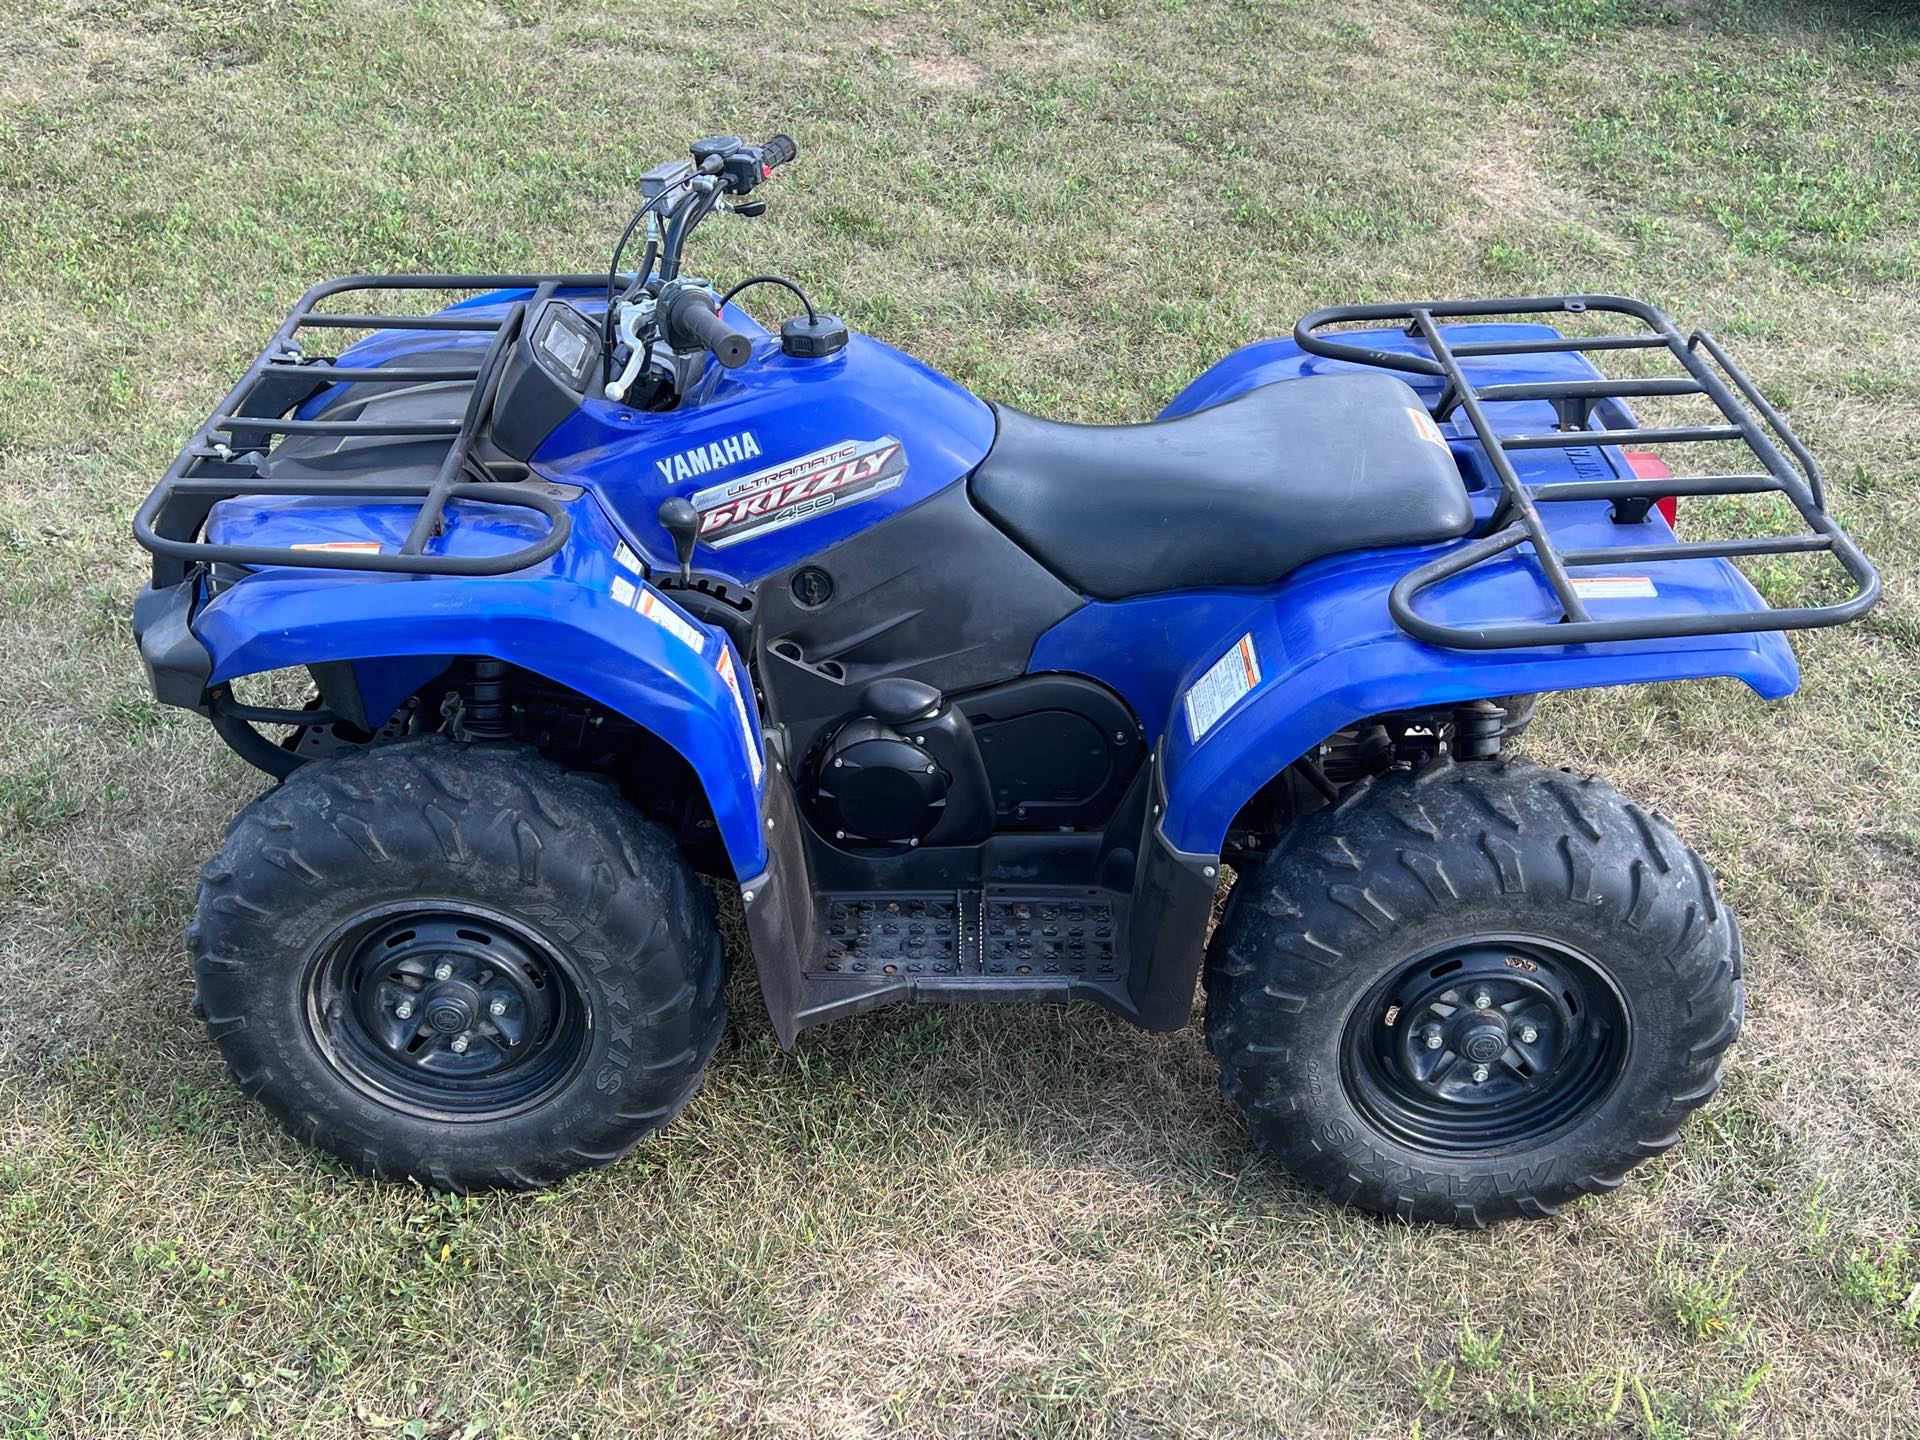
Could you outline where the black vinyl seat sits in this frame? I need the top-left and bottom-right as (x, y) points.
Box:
(968, 372), (1474, 600)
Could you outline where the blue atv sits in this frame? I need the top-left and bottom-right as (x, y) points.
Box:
(134, 134), (1877, 1223)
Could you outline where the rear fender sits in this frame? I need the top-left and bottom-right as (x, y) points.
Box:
(1042, 547), (1799, 860)
(175, 494), (769, 877)
(1107, 322), (1804, 856)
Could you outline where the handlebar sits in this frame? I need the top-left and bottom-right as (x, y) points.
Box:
(759, 133), (796, 173)
(665, 288), (752, 369)
(602, 131), (798, 387)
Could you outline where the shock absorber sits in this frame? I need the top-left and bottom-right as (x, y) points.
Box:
(1452, 699), (1504, 760)
(464, 659), (515, 741)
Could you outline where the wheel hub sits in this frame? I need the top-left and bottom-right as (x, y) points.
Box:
(1343, 937), (1629, 1153)
(306, 906), (589, 1119)
(1454, 1011), (1510, 1066)
(422, 979), (481, 1034)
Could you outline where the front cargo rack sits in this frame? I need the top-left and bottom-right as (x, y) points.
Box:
(135, 274), (608, 587)
(1294, 295), (1879, 649)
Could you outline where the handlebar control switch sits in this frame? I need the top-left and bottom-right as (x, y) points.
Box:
(690, 135), (743, 169)
(781, 312), (848, 359)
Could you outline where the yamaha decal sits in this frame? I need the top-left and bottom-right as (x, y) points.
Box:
(690, 436), (907, 548)
(654, 430), (762, 484)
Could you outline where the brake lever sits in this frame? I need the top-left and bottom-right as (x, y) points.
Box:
(603, 298), (657, 401)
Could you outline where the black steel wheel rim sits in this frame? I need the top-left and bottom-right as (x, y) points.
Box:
(306, 903), (589, 1120)
(1339, 936), (1630, 1154)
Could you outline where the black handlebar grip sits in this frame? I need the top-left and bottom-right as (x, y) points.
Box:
(670, 291), (753, 369)
(760, 133), (797, 171)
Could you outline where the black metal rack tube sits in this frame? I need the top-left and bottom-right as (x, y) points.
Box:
(1406, 307), (1594, 625)
(1293, 294), (1880, 650)
(135, 274), (610, 585)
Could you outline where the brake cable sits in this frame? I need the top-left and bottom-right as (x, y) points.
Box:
(602, 171), (700, 377)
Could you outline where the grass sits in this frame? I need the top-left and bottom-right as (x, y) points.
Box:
(2, 0), (1918, 1434)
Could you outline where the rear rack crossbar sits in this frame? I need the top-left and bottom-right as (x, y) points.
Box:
(136, 273), (612, 585)
(1294, 294), (1879, 649)
(1498, 423), (1745, 450)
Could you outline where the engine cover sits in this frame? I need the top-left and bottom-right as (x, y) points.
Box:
(810, 717), (950, 846)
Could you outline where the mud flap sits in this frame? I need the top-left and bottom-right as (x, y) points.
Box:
(739, 750), (818, 1048)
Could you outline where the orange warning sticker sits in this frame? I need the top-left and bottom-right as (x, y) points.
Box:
(1406, 406), (1449, 449)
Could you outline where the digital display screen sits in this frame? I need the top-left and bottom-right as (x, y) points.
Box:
(539, 316), (591, 379)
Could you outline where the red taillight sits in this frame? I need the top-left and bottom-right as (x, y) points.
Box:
(1624, 450), (1677, 526)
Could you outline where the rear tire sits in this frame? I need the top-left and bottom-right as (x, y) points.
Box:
(1205, 757), (1741, 1225)
(189, 736), (726, 1191)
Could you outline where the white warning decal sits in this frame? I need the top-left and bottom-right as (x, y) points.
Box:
(1406, 406), (1449, 449)
(1571, 575), (1658, 600)
(635, 588), (708, 653)
(714, 644), (763, 786)
(1184, 633), (1263, 741)
(691, 436), (906, 549)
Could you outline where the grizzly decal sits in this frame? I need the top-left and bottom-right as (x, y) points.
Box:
(690, 436), (906, 548)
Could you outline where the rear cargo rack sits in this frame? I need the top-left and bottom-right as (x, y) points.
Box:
(1294, 295), (1879, 649)
(135, 274), (608, 586)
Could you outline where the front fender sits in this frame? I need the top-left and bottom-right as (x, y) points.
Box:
(172, 493), (769, 877)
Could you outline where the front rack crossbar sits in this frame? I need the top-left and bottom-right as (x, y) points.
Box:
(136, 273), (611, 586)
(1293, 295), (1879, 649)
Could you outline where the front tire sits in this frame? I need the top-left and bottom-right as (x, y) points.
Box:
(1205, 757), (1741, 1225)
(189, 736), (726, 1191)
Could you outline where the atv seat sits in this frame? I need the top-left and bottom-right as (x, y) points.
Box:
(969, 372), (1473, 600)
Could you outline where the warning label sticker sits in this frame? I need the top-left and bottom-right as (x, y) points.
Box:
(1185, 634), (1263, 742)
(714, 644), (763, 786)
(1406, 407), (1449, 449)
(636, 588), (707, 653)
(605, 575), (760, 785)
(1571, 575), (1658, 600)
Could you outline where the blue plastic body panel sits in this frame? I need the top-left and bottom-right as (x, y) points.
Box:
(299, 290), (997, 587)
(201, 298), (1801, 874)
(1034, 321), (1800, 856)
(199, 488), (769, 876)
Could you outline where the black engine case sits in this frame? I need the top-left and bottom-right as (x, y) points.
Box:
(809, 718), (950, 846)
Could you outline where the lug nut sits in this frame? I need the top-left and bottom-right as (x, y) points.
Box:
(433, 962), (453, 981)
(1519, 1024), (1538, 1044)
(450, 1034), (470, 1054)
(488, 998), (507, 1016)
(1425, 1031), (1444, 1050)
(1473, 991), (1492, 1009)
(1471, 1065), (1490, 1083)
(395, 1001), (414, 1020)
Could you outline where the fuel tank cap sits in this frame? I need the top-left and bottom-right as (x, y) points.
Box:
(781, 313), (848, 359)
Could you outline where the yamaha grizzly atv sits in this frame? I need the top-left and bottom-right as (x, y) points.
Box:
(133, 133), (1878, 1223)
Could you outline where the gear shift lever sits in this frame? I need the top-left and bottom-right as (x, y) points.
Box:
(657, 498), (698, 585)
